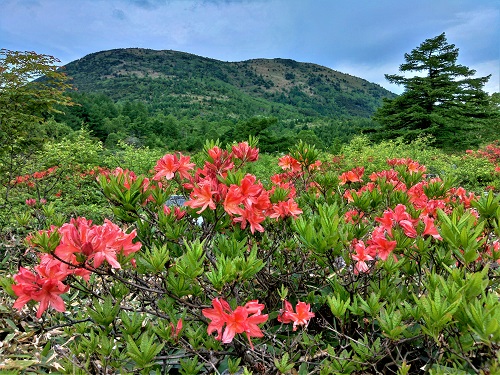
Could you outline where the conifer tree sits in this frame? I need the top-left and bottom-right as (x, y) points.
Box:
(373, 33), (497, 150)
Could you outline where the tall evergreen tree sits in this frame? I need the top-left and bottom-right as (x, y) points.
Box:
(373, 33), (497, 150)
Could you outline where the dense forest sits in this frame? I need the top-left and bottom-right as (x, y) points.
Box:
(50, 48), (395, 152)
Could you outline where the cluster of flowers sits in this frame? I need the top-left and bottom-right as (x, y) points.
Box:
(11, 166), (58, 187)
(351, 204), (442, 274)
(271, 153), (322, 200)
(25, 198), (47, 207)
(202, 298), (314, 349)
(15, 165), (115, 201)
(152, 142), (303, 233)
(277, 300), (316, 331)
(342, 158), (483, 274)
(12, 217), (141, 317)
(467, 141), (500, 170)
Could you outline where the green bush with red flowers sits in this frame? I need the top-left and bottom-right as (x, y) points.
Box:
(1, 137), (500, 374)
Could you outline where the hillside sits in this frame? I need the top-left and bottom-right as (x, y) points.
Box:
(62, 48), (395, 120)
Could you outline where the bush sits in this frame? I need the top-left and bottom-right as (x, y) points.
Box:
(1, 139), (499, 374)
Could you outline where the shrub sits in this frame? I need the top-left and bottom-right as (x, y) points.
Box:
(1, 139), (499, 374)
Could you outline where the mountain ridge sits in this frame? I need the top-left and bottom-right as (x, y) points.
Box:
(61, 48), (396, 120)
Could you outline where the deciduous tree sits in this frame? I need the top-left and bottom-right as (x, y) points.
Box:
(0, 49), (72, 204)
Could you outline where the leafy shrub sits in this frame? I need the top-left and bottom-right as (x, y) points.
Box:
(1, 139), (499, 374)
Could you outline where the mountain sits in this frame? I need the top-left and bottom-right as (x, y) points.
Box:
(61, 48), (395, 120)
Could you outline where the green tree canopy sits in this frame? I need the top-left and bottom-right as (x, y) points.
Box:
(0, 49), (73, 203)
(373, 33), (497, 151)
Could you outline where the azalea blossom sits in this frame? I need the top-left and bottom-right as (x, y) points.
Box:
(339, 167), (364, 185)
(375, 210), (395, 233)
(184, 180), (217, 214)
(205, 146), (234, 176)
(232, 141), (259, 162)
(352, 240), (374, 274)
(399, 219), (417, 238)
(421, 215), (442, 240)
(55, 217), (141, 269)
(109, 167), (137, 188)
(163, 206), (187, 220)
(153, 153), (195, 181)
(202, 298), (268, 350)
(12, 265), (70, 318)
(278, 155), (301, 172)
(277, 300), (315, 331)
(169, 318), (183, 340)
(238, 174), (263, 208)
(393, 204), (412, 223)
(223, 185), (244, 216)
(25, 198), (37, 207)
(232, 206), (266, 234)
(344, 209), (365, 224)
(14, 217), (141, 318)
(368, 228), (397, 261)
(268, 199), (303, 220)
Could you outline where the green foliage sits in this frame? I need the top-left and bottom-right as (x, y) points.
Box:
(46, 48), (397, 152)
(126, 332), (165, 369)
(2, 134), (500, 374)
(0, 49), (73, 210)
(3, 46), (500, 375)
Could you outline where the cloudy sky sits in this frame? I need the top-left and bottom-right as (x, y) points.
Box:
(2, 0), (499, 94)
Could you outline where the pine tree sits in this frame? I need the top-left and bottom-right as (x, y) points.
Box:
(373, 33), (497, 151)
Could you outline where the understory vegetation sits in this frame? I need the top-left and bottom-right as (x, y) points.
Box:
(0, 134), (500, 374)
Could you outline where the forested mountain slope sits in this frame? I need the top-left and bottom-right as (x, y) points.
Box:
(62, 48), (395, 120)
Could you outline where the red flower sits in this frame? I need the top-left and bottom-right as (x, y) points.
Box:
(12, 268), (40, 312)
(422, 215), (442, 240)
(169, 318), (183, 340)
(153, 154), (177, 180)
(232, 206), (266, 234)
(352, 240), (374, 274)
(184, 180), (217, 214)
(368, 228), (397, 261)
(375, 210), (394, 233)
(176, 153), (196, 179)
(407, 161), (426, 174)
(153, 153), (195, 181)
(12, 265), (70, 318)
(339, 167), (364, 184)
(202, 298), (268, 350)
(269, 199), (303, 220)
(55, 217), (141, 269)
(223, 185), (244, 216)
(232, 141), (259, 162)
(278, 155), (301, 172)
(163, 206), (187, 220)
(399, 220), (417, 238)
(393, 204), (412, 223)
(344, 209), (365, 224)
(239, 174), (263, 208)
(202, 298), (231, 341)
(277, 300), (315, 331)
(25, 198), (37, 207)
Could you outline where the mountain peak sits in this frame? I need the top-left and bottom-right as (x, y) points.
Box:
(63, 48), (395, 119)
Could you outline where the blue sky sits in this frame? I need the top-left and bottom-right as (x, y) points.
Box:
(1, 0), (499, 94)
